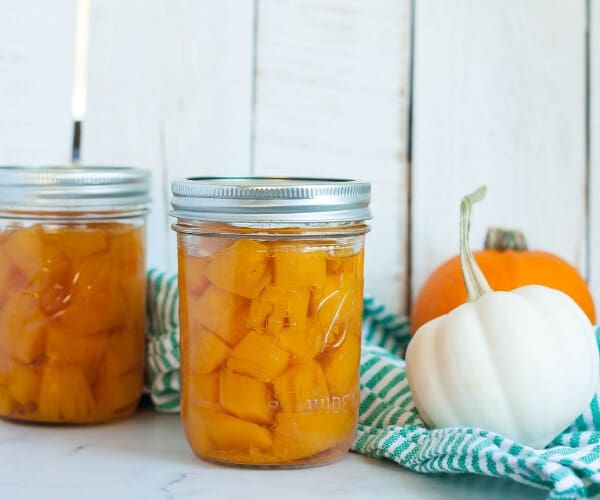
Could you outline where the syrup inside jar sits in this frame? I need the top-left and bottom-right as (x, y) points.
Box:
(0, 166), (150, 424)
(0, 222), (146, 423)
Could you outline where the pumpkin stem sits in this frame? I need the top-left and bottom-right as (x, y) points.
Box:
(484, 227), (528, 251)
(460, 186), (492, 301)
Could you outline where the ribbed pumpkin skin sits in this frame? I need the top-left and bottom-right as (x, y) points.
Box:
(411, 250), (596, 333)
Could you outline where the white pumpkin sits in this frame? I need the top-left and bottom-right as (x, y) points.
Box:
(406, 187), (599, 449)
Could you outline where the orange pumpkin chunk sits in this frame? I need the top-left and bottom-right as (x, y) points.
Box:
(0, 248), (26, 308)
(273, 245), (326, 289)
(182, 404), (214, 455)
(95, 367), (143, 416)
(102, 329), (145, 378)
(107, 226), (145, 277)
(38, 366), (96, 422)
(205, 240), (270, 299)
(207, 410), (273, 451)
(320, 333), (361, 396)
(8, 362), (41, 406)
(46, 325), (108, 381)
(310, 274), (357, 331)
(192, 285), (248, 334)
(191, 327), (232, 374)
(275, 317), (323, 361)
(3, 226), (44, 278)
(54, 228), (106, 261)
(0, 293), (47, 363)
(247, 286), (309, 335)
(273, 360), (329, 412)
(273, 411), (356, 462)
(0, 353), (10, 386)
(219, 368), (274, 424)
(227, 331), (289, 382)
(215, 303), (250, 348)
(188, 371), (220, 406)
(0, 387), (14, 414)
(179, 254), (210, 297)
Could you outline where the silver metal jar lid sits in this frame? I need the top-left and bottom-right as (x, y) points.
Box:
(170, 177), (371, 224)
(0, 166), (151, 212)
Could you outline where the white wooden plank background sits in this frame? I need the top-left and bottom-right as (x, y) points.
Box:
(411, 0), (588, 306)
(253, 0), (412, 313)
(591, 0), (600, 311)
(2, 1), (598, 317)
(0, 0), (75, 164)
(83, 0), (255, 272)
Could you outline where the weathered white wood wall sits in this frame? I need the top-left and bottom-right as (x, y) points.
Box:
(1, 0), (598, 318)
(412, 0), (588, 300)
(591, 0), (600, 316)
(0, 0), (75, 164)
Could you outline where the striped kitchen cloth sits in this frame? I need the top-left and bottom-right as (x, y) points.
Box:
(145, 269), (600, 499)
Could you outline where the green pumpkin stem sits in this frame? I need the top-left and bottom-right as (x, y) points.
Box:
(460, 186), (492, 301)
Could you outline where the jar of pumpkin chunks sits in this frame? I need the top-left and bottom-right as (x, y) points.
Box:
(0, 166), (150, 424)
(171, 177), (371, 468)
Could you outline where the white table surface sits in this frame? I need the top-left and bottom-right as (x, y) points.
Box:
(0, 400), (546, 500)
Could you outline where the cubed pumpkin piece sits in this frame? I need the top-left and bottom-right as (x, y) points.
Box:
(0, 293), (47, 363)
(107, 225), (145, 277)
(101, 329), (145, 378)
(310, 274), (358, 332)
(38, 366), (96, 422)
(273, 245), (326, 289)
(227, 331), (289, 382)
(205, 240), (270, 299)
(3, 226), (43, 279)
(8, 362), (41, 406)
(55, 228), (107, 261)
(182, 404), (214, 455)
(215, 302), (250, 347)
(273, 411), (356, 462)
(276, 318), (323, 361)
(58, 286), (127, 336)
(246, 286), (276, 331)
(325, 250), (362, 280)
(46, 325), (108, 381)
(320, 334), (361, 396)
(118, 275), (146, 331)
(94, 366), (143, 416)
(0, 386), (14, 415)
(273, 360), (329, 412)
(0, 353), (10, 386)
(190, 327), (231, 374)
(192, 285), (248, 334)
(30, 255), (72, 316)
(179, 253), (210, 297)
(0, 248), (26, 308)
(247, 286), (309, 335)
(207, 410), (273, 451)
(219, 368), (274, 424)
(71, 253), (114, 296)
(189, 371), (220, 406)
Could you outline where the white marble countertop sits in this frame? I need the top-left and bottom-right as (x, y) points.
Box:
(0, 401), (546, 500)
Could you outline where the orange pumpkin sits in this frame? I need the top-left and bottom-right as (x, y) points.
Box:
(411, 228), (596, 333)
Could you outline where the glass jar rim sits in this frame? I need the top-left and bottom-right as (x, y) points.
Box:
(170, 176), (371, 224)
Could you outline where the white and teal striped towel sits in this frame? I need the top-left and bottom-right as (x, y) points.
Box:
(146, 269), (600, 499)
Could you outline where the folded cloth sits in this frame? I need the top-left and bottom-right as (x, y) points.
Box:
(145, 269), (600, 499)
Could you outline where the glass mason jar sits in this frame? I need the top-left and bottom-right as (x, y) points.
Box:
(171, 177), (371, 467)
(0, 166), (150, 424)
